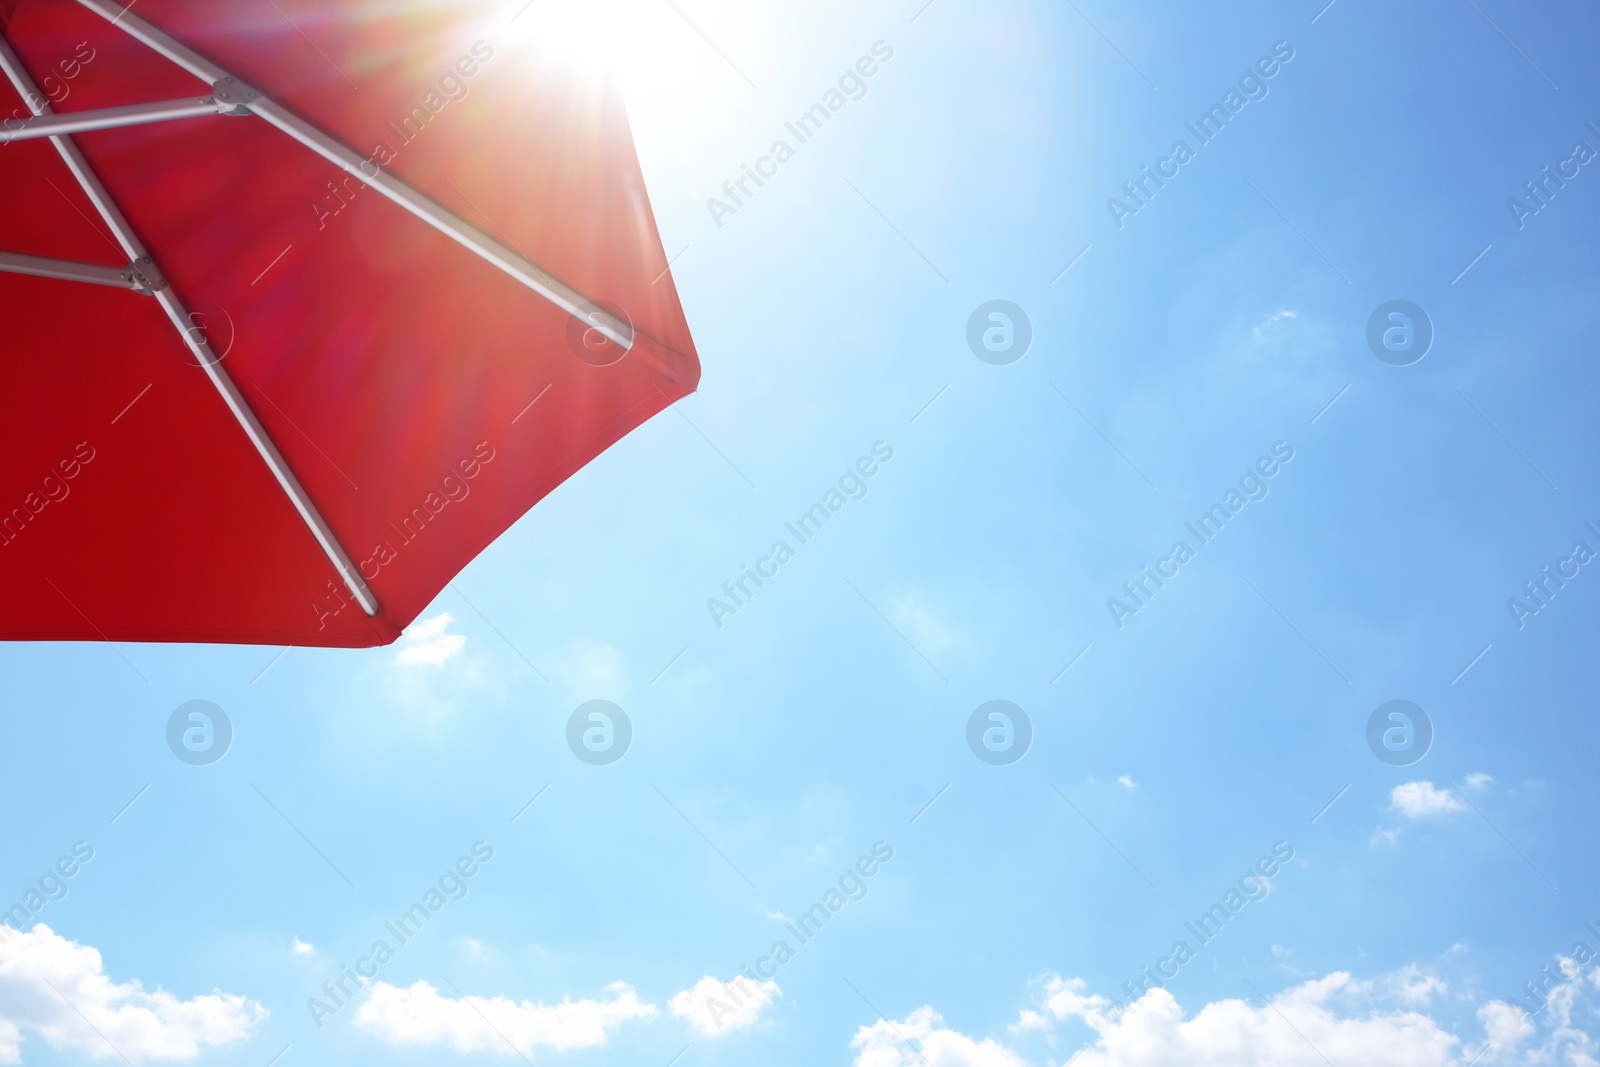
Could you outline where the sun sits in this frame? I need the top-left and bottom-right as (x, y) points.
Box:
(490, 0), (759, 113)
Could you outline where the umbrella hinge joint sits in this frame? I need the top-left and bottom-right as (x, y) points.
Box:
(212, 76), (260, 115)
(127, 257), (167, 295)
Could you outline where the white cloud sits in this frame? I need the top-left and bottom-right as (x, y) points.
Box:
(0, 924), (265, 1064)
(395, 613), (466, 666)
(668, 975), (780, 1037)
(1468, 987), (1600, 1065)
(1471, 999), (1531, 1063)
(354, 980), (654, 1056)
(1479, 999), (1528, 1042)
(1024, 972), (1462, 1066)
(852, 1007), (1026, 1067)
(1391, 781), (1466, 819)
(1117, 776), (1136, 789)
(1465, 773), (1494, 790)
(1012, 964), (1600, 1067)
(290, 938), (314, 956)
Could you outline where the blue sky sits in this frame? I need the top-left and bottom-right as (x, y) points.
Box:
(4, 0), (1600, 1064)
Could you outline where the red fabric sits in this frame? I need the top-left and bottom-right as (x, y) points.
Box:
(0, 0), (698, 646)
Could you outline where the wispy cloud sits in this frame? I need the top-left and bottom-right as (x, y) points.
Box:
(1252, 307), (1299, 339)
(894, 593), (957, 655)
(551, 640), (629, 701)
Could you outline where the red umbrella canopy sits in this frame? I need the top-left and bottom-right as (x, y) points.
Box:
(0, 0), (699, 646)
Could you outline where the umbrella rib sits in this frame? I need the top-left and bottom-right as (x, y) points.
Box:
(0, 95), (232, 143)
(0, 250), (141, 290)
(73, 0), (635, 353)
(0, 31), (381, 620)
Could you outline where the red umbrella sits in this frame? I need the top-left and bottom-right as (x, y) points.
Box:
(0, 0), (699, 646)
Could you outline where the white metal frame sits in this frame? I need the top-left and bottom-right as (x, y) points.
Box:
(0, 248), (146, 289)
(0, 3), (642, 622)
(1, 93), (236, 142)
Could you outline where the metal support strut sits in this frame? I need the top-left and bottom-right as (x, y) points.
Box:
(0, 249), (149, 290)
(0, 94), (235, 143)
(0, 32), (381, 618)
